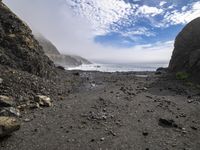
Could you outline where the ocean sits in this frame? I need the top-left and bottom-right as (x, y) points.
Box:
(67, 63), (168, 72)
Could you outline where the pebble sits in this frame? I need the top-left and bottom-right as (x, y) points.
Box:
(191, 126), (197, 130)
(35, 95), (52, 107)
(100, 137), (105, 141)
(187, 100), (193, 103)
(24, 118), (31, 122)
(142, 131), (149, 136)
(0, 78), (3, 84)
(158, 118), (178, 128)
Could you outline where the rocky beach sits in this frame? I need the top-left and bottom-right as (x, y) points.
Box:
(1, 70), (200, 150)
(0, 1), (200, 150)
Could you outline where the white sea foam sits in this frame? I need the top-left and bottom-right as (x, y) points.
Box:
(67, 63), (168, 72)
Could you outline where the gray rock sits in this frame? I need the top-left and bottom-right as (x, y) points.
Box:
(0, 107), (20, 117)
(0, 95), (14, 107)
(0, 2), (55, 77)
(35, 95), (52, 107)
(0, 116), (20, 137)
(0, 78), (3, 84)
(169, 17), (200, 80)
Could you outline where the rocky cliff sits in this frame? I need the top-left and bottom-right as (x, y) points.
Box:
(169, 17), (200, 79)
(0, 2), (55, 77)
(34, 34), (91, 67)
(34, 34), (60, 55)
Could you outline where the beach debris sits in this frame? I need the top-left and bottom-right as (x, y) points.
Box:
(158, 118), (178, 128)
(35, 95), (52, 107)
(0, 116), (20, 137)
(0, 95), (14, 107)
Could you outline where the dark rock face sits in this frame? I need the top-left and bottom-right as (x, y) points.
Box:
(169, 17), (200, 78)
(0, 2), (55, 77)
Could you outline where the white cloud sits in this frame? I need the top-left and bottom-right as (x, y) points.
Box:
(136, 5), (163, 16)
(159, 1), (167, 7)
(164, 1), (200, 25)
(120, 27), (155, 38)
(66, 0), (135, 35)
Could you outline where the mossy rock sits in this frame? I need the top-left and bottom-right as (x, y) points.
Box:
(176, 72), (189, 80)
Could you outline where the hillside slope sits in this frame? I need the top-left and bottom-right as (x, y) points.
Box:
(34, 34), (91, 67)
(0, 2), (55, 77)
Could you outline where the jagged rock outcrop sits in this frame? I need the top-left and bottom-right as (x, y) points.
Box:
(169, 17), (200, 79)
(34, 34), (91, 67)
(0, 2), (55, 77)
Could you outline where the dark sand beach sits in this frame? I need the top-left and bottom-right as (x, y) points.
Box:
(1, 70), (200, 150)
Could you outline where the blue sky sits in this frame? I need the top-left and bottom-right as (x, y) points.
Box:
(66, 0), (200, 48)
(3, 0), (200, 63)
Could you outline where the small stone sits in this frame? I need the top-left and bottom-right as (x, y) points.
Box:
(187, 100), (193, 103)
(24, 118), (31, 122)
(0, 95), (14, 107)
(191, 126), (197, 130)
(146, 95), (153, 99)
(158, 118), (178, 128)
(35, 95), (52, 107)
(0, 107), (20, 117)
(142, 131), (149, 136)
(0, 78), (3, 84)
(0, 116), (20, 137)
(90, 139), (95, 142)
(100, 137), (105, 141)
(109, 130), (116, 136)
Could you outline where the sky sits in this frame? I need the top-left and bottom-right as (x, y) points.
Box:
(3, 0), (200, 63)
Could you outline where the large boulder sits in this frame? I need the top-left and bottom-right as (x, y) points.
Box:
(169, 17), (200, 79)
(0, 2), (55, 77)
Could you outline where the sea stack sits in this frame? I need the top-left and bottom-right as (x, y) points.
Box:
(169, 17), (200, 80)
